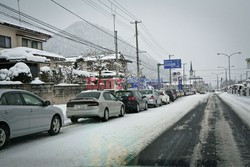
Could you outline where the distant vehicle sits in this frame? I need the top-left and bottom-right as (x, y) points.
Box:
(140, 90), (161, 107)
(115, 90), (148, 113)
(176, 90), (184, 97)
(66, 91), (125, 123)
(157, 90), (170, 104)
(171, 89), (178, 99)
(0, 89), (63, 150)
(165, 90), (176, 102)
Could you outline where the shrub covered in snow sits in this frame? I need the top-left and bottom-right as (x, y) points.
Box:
(9, 62), (32, 83)
(40, 66), (52, 82)
(0, 69), (9, 81)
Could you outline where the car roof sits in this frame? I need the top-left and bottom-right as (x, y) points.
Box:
(0, 89), (30, 96)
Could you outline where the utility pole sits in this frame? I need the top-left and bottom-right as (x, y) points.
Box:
(157, 63), (163, 90)
(17, 0), (21, 25)
(131, 21), (141, 90)
(112, 8), (119, 78)
(169, 55), (174, 87)
(182, 63), (187, 87)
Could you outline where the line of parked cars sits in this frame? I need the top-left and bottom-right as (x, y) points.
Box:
(0, 88), (196, 150)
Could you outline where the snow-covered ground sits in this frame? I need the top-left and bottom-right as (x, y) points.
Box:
(0, 94), (209, 167)
(219, 92), (250, 128)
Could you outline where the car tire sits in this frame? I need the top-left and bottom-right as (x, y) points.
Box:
(0, 125), (9, 150)
(48, 115), (61, 135)
(154, 101), (157, 108)
(70, 117), (78, 123)
(144, 102), (148, 110)
(119, 106), (125, 117)
(159, 100), (162, 106)
(135, 103), (140, 113)
(102, 108), (109, 122)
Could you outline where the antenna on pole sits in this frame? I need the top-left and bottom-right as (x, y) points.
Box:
(17, 0), (21, 25)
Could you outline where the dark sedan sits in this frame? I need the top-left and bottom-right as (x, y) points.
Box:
(115, 90), (148, 113)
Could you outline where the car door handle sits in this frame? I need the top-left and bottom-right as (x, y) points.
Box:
(30, 109), (33, 112)
(3, 111), (8, 115)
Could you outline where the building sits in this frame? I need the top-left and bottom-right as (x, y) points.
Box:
(0, 20), (66, 79)
(0, 20), (51, 50)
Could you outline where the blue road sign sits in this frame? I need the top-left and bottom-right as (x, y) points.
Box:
(164, 59), (182, 69)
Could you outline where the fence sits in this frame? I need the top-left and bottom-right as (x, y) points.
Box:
(0, 83), (86, 104)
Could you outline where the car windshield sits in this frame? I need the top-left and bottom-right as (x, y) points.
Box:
(115, 91), (133, 97)
(75, 92), (101, 99)
(140, 90), (153, 94)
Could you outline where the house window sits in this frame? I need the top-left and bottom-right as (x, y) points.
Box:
(32, 41), (38, 49)
(31, 41), (42, 50)
(0, 35), (11, 48)
(22, 38), (28, 47)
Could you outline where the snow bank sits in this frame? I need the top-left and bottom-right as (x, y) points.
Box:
(0, 94), (209, 167)
(40, 66), (51, 72)
(0, 81), (22, 85)
(31, 77), (44, 84)
(73, 69), (90, 77)
(219, 93), (250, 128)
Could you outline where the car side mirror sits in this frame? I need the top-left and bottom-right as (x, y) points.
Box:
(44, 100), (51, 106)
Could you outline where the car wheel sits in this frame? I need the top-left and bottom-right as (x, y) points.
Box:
(49, 115), (61, 135)
(159, 100), (162, 106)
(154, 101), (157, 108)
(102, 108), (109, 122)
(144, 102), (148, 110)
(70, 117), (78, 123)
(119, 106), (125, 117)
(0, 125), (9, 150)
(135, 103), (140, 113)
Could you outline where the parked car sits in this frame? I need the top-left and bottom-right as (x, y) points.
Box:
(157, 90), (170, 104)
(165, 89), (176, 102)
(115, 90), (148, 113)
(171, 89), (178, 99)
(140, 90), (161, 107)
(0, 89), (64, 150)
(66, 91), (125, 123)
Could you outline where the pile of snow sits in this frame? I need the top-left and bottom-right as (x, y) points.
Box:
(219, 93), (250, 128)
(31, 77), (44, 84)
(0, 47), (48, 62)
(73, 69), (90, 77)
(0, 69), (9, 81)
(40, 66), (51, 73)
(0, 81), (22, 85)
(8, 62), (32, 79)
(56, 83), (79, 86)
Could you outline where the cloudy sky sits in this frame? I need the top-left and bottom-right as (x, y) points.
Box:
(1, 0), (250, 86)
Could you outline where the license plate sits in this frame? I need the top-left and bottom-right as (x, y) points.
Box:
(74, 105), (87, 109)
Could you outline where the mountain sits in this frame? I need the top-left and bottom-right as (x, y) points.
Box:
(44, 21), (160, 79)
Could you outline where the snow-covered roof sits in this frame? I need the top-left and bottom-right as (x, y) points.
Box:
(0, 19), (52, 37)
(81, 53), (132, 63)
(0, 47), (65, 63)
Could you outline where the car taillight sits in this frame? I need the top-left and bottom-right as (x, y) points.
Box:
(87, 102), (99, 106)
(128, 96), (136, 101)
(150, 96), (155, 99)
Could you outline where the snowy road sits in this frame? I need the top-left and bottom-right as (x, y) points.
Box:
(128, 93), (250, 166)
(0, 94), (208, 167)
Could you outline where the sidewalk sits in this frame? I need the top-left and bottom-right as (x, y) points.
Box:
(219, 92), (250, 128)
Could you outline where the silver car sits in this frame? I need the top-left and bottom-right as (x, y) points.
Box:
(140, 90), (162, 107)
(66, 91), (125, 123)
(0, 89), (64, 150)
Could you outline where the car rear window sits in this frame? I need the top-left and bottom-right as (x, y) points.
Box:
(115, 91), (133, 97)
(75, 92), (101, 99)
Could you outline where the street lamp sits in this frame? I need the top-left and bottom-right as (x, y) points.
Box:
(218, 66), (234, 86)
(211, 72), (223, 90)
(217, 52), (241, 85)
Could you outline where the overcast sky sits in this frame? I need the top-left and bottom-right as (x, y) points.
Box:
(1, 0), (250, 86)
